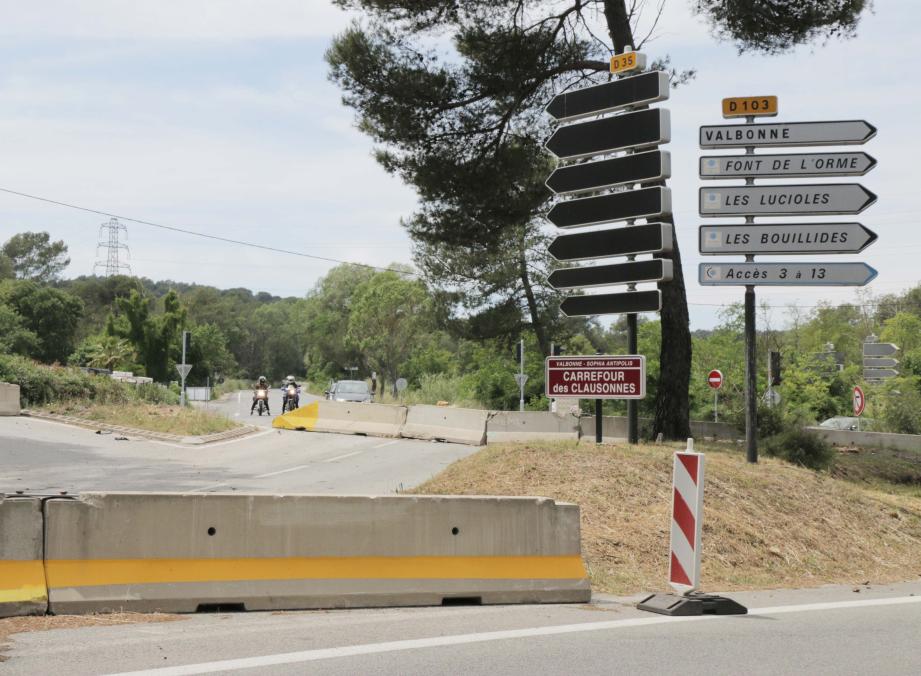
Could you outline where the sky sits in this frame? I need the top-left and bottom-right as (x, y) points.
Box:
(0, 0), (917, 330)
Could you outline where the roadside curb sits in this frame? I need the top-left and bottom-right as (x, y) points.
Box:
(19, 409), (259, 445)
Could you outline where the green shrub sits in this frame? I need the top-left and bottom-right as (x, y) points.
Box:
(763, 427), (835, 471)
(0, 353), (177, 406)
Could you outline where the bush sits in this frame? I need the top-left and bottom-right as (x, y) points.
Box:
(0, 353), (177, 406)
(763, 427), (835, 471)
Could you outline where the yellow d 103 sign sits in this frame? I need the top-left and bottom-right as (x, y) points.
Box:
(722, 96), (778, 118)
(610, 51), (646, 75)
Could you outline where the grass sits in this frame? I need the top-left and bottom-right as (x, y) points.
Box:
(412, 440), (921, 595)
(41, 401), (239, 437)
(832, 446), (921, 498)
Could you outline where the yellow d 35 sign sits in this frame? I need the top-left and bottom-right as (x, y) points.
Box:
(610, 51), (646, 75)
(722, 96), (778, 118)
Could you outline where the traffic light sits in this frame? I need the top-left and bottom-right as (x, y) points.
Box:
(515, 341), (523, 362)
(551, 343), (564, 356)
(182, 331), (191, 360)
(769, 351), (781, 386)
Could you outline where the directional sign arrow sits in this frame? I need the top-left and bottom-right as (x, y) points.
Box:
(699, 184), (876, 217)
(699, 120), (876, 149)
(547, 150), (670, 195)
(699, 152), (876, 179)
(863, 368), (899, 379)
(560, 290), (661, 317)
(549, 223), (673, 262)
(548, 186), (671, 228)
(863, 343), (899, 357)
(545, 108), (670, 160)
(698, 262), (877, 286)
(545, 71), (669, 122)
(548, 259), (673, 290)
(698, 223), (877, 255)
(863, 357), (899, 368)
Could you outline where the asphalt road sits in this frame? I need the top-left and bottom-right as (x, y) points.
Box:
(0, 395), (476, 494)
(194, 387), (306, 427)
(4, 582), (920, 674)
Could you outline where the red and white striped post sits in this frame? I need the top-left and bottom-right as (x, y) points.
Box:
(668, 438), (705, 594)
(637, 438), (746, 615)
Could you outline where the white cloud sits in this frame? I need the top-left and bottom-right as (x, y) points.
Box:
(0, 1), (352, 40)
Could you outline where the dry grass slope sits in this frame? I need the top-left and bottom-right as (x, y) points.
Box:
(413, 441), (921, 595)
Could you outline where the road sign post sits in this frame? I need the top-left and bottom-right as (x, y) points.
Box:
(543, 54), (671, 444)
(707, 370), (723, 422)
(178, 330), (191, 407)
(698, 100), (877, 462)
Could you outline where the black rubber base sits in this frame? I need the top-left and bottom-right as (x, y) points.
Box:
(636, 592), (748, 616)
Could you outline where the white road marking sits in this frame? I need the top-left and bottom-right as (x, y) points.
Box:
(188, 481), (226, 493)
(324, 450), (364, 463)
(106, 595), (921, 676)
(253, 464), (312, 479)
(372, 440), (399, 449)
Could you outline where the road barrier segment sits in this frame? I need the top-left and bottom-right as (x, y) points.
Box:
(42, 492), (590, 614)
(400, 405), (490, 445)
(486, 411), (580, 443)
(0, 496), (47, 617)
(0, 382), (20, 416)
(273, 400), (407, 438)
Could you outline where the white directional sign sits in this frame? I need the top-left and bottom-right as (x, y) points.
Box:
(864, 368), (898, 380)
(699, 262), (877, 286)
(862, 357), (898, 368)
(863, 343), (899, 357)
(699, 223), (877, 255)
(699, 184), (876, 217)
(699, 152), (876, 179)
(699, 120), (876, 148)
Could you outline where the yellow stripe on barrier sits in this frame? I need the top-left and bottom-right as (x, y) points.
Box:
(46, 555), (587, 588)
(272, 400), (319, 430)
(0, 560), (48, 603)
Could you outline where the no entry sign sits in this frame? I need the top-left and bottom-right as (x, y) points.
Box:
(545, 355), (645, 399)
(707, 370), (723, 389)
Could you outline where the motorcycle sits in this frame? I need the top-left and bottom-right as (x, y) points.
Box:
(282, 384), (301, 413)
(253, 388), (269, 416)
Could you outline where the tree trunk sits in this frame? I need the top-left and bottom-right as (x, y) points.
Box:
(519, 246), (549, 356)
(601, 0), (691, 439)
(653, 214), (692, 440)
(603, 0), (636, 52)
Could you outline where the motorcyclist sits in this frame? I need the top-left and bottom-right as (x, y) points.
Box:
(250, 376), (271, 415)
(281, 375), (301, 411)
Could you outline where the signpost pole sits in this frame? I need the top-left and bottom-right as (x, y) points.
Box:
(714, 390), (718, 423)
(627, 312), (639, 444)
(519, 338), (525, 413)
(179, 330), (189, 408)
(743, 116), (758, 463)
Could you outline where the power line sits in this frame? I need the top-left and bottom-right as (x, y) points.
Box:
(0, 186), (419, 278)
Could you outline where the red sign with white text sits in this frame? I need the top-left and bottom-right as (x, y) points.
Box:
(545, 355), (646, 399)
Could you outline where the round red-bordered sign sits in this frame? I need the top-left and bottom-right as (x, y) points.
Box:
(853, 385), (865, 417)
(707, 369), (723, 390)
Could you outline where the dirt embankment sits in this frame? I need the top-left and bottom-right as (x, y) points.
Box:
(414, 441), (921, 594)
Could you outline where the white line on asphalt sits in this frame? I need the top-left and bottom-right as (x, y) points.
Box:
(324, 450), (364, 463)
(253, 464), (312, 479)
(372, 440), (399, 449)
(106, 594), (921, 676)
(189, 481), (226, 493)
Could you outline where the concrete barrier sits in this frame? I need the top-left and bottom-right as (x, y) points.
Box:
(0, 496), (47, 617)
(0, 382), (20, 416)
(273, 400), (407, 438)
(401, 405), (490, 445)
(807, 426), (921, 453)
(487, 411), (580, 443)
(580, 416), (738, 442)
(43, 493), (590, 614)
